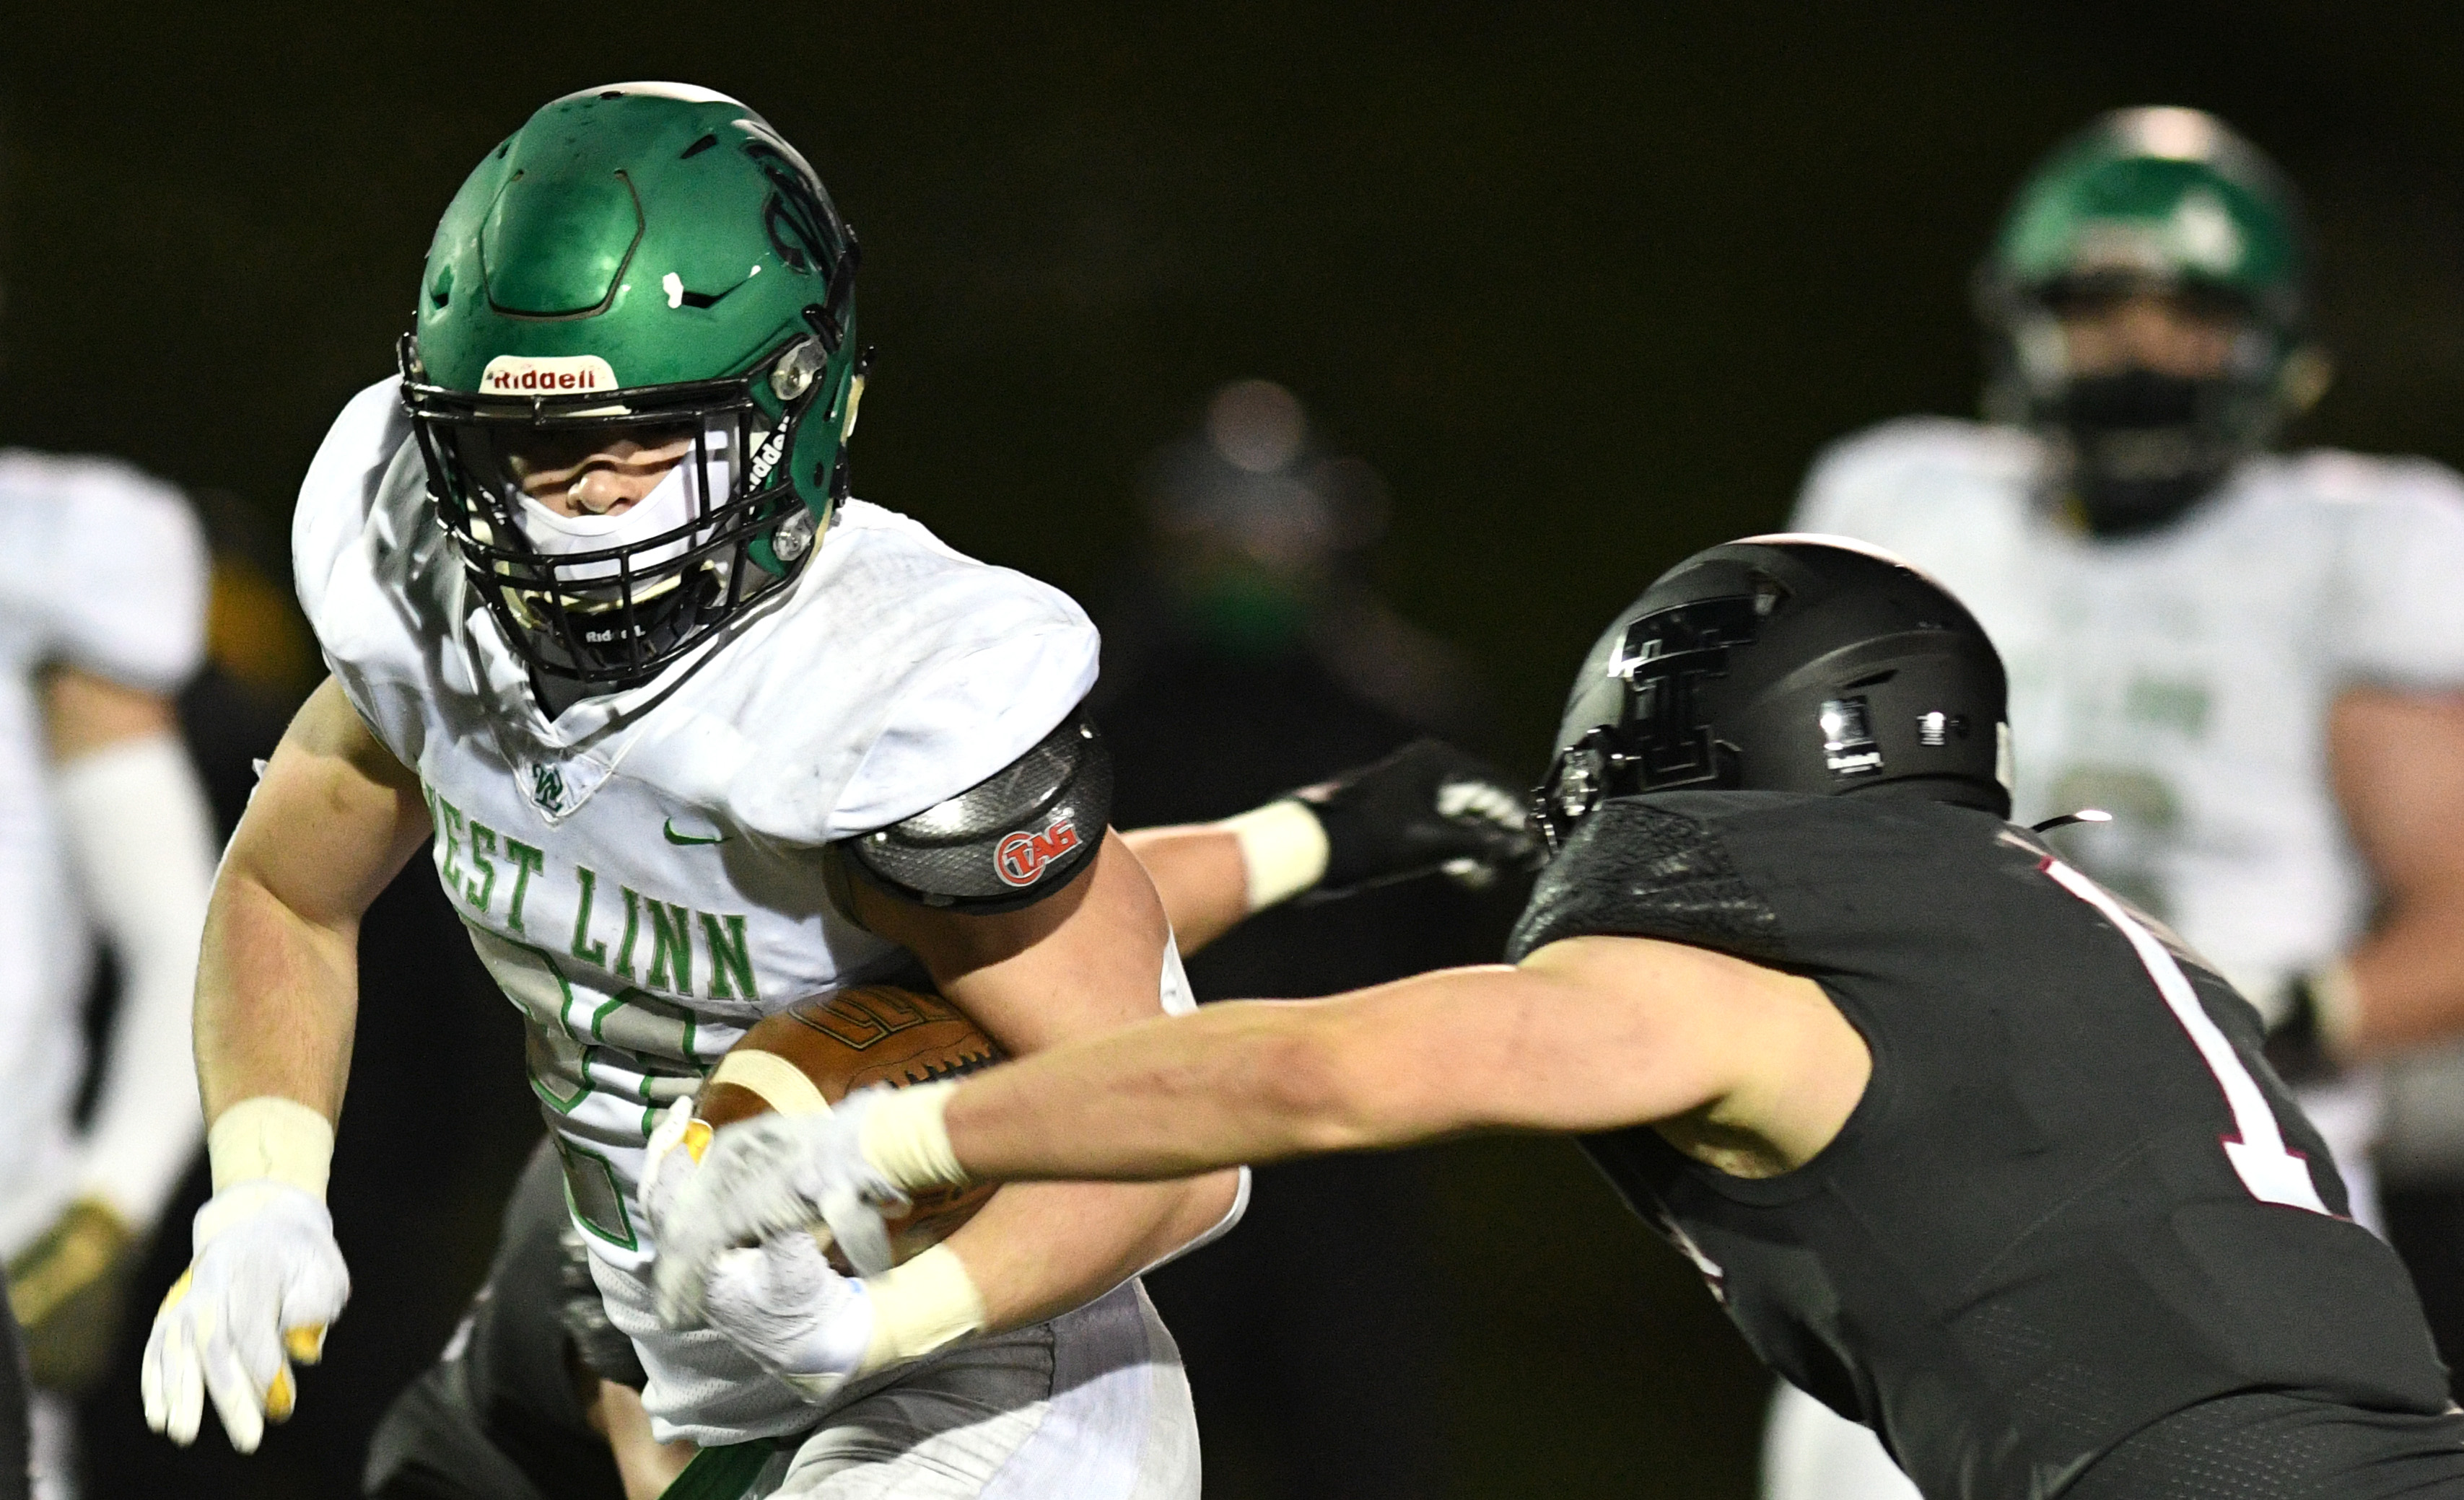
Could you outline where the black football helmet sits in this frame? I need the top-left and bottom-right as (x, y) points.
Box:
(1535, 535), (2011, 852)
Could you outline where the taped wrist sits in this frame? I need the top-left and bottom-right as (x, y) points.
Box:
(1218, 799), (1331, 912)
(856, 1243), (985, 1374)
(860, 1080), (967, 1193)
(207, 1097), (335, 1200)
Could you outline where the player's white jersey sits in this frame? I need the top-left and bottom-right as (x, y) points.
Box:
(294, 379), (1110, 1279)
(1794, 416), (2464, 1002)
(0, 451), (207, 1256)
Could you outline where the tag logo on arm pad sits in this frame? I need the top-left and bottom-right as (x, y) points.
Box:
(994, 817), (1081, 887)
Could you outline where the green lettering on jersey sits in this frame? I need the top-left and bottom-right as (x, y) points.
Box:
(614, 885), (643, 980)
(434, 795), (468, 889)
(645, 900), (694, 995)
(569, 866), (610, 968)
(464, 823), (499, 912)
(504, 840), (545, 934)
(701, 913), (759, 1003)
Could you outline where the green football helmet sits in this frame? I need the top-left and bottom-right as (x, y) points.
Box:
(401, 82), (866, 688)
(1975, 108), (2324, 535)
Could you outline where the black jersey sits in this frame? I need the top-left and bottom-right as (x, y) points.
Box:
(1506, 789), (2454, 1500)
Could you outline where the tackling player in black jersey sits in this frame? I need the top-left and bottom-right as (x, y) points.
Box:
(663, 535), (2464, 1500)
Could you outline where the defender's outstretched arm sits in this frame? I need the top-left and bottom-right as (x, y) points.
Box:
(941, 936), (1853, 1182)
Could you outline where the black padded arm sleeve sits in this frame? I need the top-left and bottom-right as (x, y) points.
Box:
(837, 711), (1114, 913)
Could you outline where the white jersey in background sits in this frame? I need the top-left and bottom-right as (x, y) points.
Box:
(1765, 415), (2464, 1500)
(294, 379), (1220, 1482)
(0, 452), (209, 1258)
(1796, 417), (2464, 1004)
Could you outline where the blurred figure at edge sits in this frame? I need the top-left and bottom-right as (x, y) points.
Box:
(0, 449), (220, 1500)
(1771, 108), (2464, 1499)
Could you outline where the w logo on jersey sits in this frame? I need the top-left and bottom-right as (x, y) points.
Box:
(994, 817), (1080, 887)
(530, 763), (568, 816)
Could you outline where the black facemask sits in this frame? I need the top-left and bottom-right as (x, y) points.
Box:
(2052, 368), (2237, 538)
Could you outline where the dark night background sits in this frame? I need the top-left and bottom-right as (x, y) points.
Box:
(11, 4), (2464, 1496)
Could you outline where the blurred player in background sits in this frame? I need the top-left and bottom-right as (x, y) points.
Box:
(139, 83), (1524, 1500)
(1778, 106), (2464, 1499)
(1092, 377), (1511, 1500)
(0, 453), (221, 1499)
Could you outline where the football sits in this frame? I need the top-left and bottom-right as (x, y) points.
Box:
(697, 984), (1002, 1271)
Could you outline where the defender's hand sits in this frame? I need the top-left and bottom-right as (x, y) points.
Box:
(700, 1232), (875, 1403)
(645, 1093), (906, 1328)
(9, 1196), (139, 1395)
(1294, 739), (1536, 898)
(141, 1182), (348, 1453)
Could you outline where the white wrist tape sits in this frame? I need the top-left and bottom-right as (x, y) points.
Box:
(856, 1243), (986, 1374)
(207, 1096), (335, 1199)
(861, 1082), (966, 1193)
(1218, 799), (1329, 913)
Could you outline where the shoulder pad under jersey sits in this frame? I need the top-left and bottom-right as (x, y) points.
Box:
(839, 712), (1112, 913)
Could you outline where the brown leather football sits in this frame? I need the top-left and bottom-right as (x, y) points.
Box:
(697, 984), (1002, 1271)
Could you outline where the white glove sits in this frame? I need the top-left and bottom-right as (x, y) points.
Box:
(141, 1180), (349, 1453)
(700, 1232), (876, 1403)
(650, 1089), (906, 1328)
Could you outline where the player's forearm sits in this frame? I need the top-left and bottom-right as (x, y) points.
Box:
(940, 996), (1427, 1183)
(191, 677), (428, 1121)
(2343, 880), (2464, 1054)
(924, 953), (1737, 1185)
(194, 867), (361, 1122)
(938, 1172), (1241, 1333)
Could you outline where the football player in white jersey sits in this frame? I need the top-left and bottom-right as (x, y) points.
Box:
(1772, 107), (2464, 1500)
(0, 453), (221, 1497)
(136, 84), (1529, 1499)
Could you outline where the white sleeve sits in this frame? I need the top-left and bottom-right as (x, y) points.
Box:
(2328, 465), (2464, 690)
(44, 469), (209, 693)
(831, 622), (1102, 835)
(291, 377), (408, 641)
(55, 734), (217, 1230)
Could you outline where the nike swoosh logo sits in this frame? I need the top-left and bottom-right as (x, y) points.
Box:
(663, 819), (730, 847)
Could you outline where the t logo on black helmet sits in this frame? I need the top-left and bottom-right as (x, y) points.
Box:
(1536, 535), (2012, 854)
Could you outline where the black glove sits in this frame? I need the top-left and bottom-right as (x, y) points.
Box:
(1291, 739), (1539, 900)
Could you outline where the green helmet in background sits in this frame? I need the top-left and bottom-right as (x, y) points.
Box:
(1975, 107), (2324, 535)
(402, 82), (866, 689)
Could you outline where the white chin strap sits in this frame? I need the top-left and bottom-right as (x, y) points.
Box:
(515, 458), (704, 582)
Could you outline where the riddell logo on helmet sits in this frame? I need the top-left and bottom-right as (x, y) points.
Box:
(479, 354), (620, 395)
(994, 817), (1080, 887)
